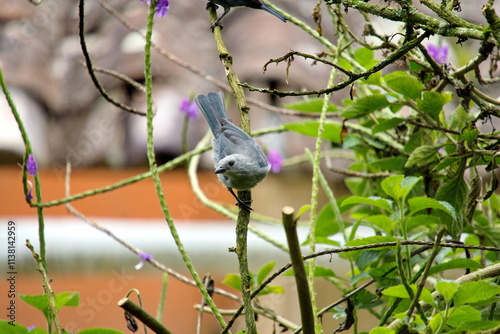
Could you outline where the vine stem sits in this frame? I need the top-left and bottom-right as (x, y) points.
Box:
(307, 63), (338, 333)
(0, 66), (47, 271)
(143, 3), (228, 330)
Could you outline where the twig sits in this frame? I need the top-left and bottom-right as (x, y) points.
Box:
(405, 226), (446, 322)
(282, 206), (315, 334)
(242, 30), (431, 97)
(63, 163), (239, 302)
(78, 0), (147, 116)
(117, 298), (172, 334)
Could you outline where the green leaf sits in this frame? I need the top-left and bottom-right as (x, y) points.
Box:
(408, 197), (456, 219)
(340, 95), (390, 119)
(454, 281), (500, 306)
(284, 121), (342, 142)
(409, 61), (424, 71)
(449, 105), (472, 130)
(55, 291), (79, 309)
(416, 91), (452, 120)
(297, 204), (311, 219)
(341, 196), (393, 212)
(0, 321), (30, 334)
(368, 156), (407, 172)
(372, 118), (404, 134)
(428, 259), (482, 276)
(222, 274), (242, 291)
(406, 214), (441, 232)
(355, 47), (377, 68)
(259, 285), (285, 295)
(436, 174), (468, 236)
(435, 280), (458, 302)
(420, 288), (437, 308)
(284, 98), (337, 113)
(453, 320), (500, 332)
(356, 249), (383, 271)
(405, 145), (441, 168)
(364, 215), (396, 235)
(77, 329), (125, 334)
(315, 204), (341, 237)
(19, 294), (50, 319)
(362, 71), (382, 85)
(312, 266), (337, 277)
(447, 305), (482, 327)
(382, 284), (416, 298)
(381, 175), (420, 201)
(434, 155), (464, 172)
(460, 127), (479, 143)
(257, 262), (276, 285)
(369, 327), (395, 334)
(384, 72), (424, 99)
(369, 262), (399, 287)
(19, 292), (79, 321)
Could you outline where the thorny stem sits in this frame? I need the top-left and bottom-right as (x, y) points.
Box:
(0, 66), (47, 271)
(26, 240), (62, 334)
(143, 4), (228, 331)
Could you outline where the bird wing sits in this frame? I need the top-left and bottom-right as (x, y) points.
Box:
(218, 119), (268, 168)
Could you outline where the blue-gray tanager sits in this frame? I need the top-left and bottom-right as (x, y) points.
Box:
(208, 0), (286, 29)
(195, 92), (270, 211)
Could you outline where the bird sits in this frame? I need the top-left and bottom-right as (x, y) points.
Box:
(208, 0), (287, 29)
(195, 92), (270, 211)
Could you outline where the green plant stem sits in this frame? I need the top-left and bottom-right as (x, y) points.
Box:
(307, 64), (338, 333)
(0, 66), (47, 271)
(26, 240), (61, 334)
(156, 273), (169, 322)
(143, 5), (228, 331)
(34, 146), (209, 208)
(118, 297), (172, 334)
(405, 226), (446, 322)
(283, 206), (316, 334)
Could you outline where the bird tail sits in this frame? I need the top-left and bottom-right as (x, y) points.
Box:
(261, 4), (286, 22)
(195, 92), (227, 137)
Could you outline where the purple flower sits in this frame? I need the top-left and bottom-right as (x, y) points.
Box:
(427, 43), (448, 65)
(27, 325), (36, 332)
(180, 98), (199, 119)
(135, 252), (153, 270)
(26, 154), (38, 175)
(267, 150), (283, 174)
(141, 0), (169, 17)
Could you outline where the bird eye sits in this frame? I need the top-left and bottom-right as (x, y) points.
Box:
(228, 160), (235, 166)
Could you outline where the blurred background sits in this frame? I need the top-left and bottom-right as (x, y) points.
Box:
(0, 0), (497, 332)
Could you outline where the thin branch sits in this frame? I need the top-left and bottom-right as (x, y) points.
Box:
(242, 31), (431, 97)
(26, 240), (63, 333)
(78, 0), (147, 116)
(117, 298), (172, 334)
(63, 162), (240, 302)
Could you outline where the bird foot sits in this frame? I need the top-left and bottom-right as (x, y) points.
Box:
(235, 198), (253, 212)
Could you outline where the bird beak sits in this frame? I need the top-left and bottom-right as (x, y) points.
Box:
(215, 166), (226, 174)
